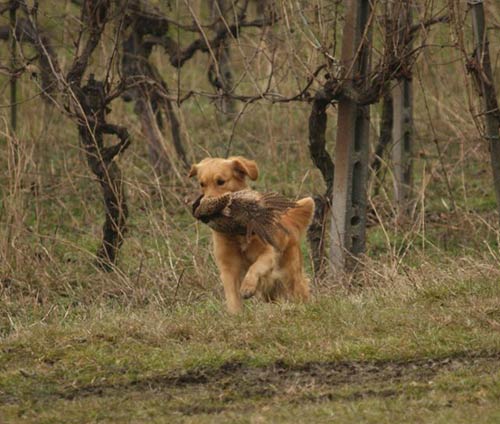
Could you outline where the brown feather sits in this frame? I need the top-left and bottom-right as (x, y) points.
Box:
(191, 190), (297, 247)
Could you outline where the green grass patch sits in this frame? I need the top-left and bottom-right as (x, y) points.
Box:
(1, 274), (500, 422)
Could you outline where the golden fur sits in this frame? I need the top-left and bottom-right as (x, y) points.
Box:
(189, 156), (314, 314)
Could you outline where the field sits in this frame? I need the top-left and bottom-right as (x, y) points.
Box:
(1, 1), (500, 422)
(1, 276), (500, 423)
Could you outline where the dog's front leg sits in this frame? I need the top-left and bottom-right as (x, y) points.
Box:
(213, 232), (244, 314)
(240, 246), (276, 299)
(219, 264), (244, 314)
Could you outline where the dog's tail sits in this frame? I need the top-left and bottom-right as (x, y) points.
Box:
(282, 197), (315, 239)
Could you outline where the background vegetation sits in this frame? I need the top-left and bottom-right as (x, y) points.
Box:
(1, 0), (500, 422)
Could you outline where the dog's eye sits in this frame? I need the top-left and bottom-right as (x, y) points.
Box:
(200, 182), (205, 188)
(216, 179), (225, 186)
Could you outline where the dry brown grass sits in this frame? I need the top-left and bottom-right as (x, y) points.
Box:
(1, 1), (500, 422)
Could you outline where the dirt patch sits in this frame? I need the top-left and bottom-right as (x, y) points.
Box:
(64, 351), (499, 398)
(5, 351), (499, 414)
(135, 351), (498, 390)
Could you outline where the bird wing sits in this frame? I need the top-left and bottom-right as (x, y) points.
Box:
(192, 190), (297, 248)
(242, 192), (295, 248)
(246, 218), (281, 249)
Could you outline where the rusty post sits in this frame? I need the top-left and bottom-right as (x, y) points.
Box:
(330, 0), (373, 272)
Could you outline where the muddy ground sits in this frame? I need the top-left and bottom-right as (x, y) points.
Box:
(5, 351), (498, 417)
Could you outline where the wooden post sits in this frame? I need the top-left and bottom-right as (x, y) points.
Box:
(469, 0), (500, 220)
(9, 0), (17, 133)
(330, 0), (373, 272)
(392, 1), (413, 219)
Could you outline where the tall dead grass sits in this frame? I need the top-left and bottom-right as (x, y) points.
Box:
(0, 0), (499, 322)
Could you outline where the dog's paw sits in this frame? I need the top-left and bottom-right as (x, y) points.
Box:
(240, 287), (256, 299)
(240, 278), (257, 299)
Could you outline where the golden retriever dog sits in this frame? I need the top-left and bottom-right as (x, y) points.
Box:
(189, 156), (314, 314)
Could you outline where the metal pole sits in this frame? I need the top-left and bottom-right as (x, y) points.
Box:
(392, 78), (413, 217)
(392, 1), (413, 220)
(330, 0), (373, 272)
(469, 0), (500, 221)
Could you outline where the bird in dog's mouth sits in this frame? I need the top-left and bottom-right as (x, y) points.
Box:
(190, 190), (296, 248)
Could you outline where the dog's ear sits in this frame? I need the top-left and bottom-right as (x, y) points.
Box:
(231, 156), (259, 181)
(188, 164), (198, 178)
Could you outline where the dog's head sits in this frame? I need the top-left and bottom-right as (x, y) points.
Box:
(188, 156), (259, 197)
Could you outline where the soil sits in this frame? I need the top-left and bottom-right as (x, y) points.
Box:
(5, 351), (499, 415)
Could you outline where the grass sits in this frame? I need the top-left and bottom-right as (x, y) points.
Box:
(1, 264), (500, 422)
(2, 0), (500, 422)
